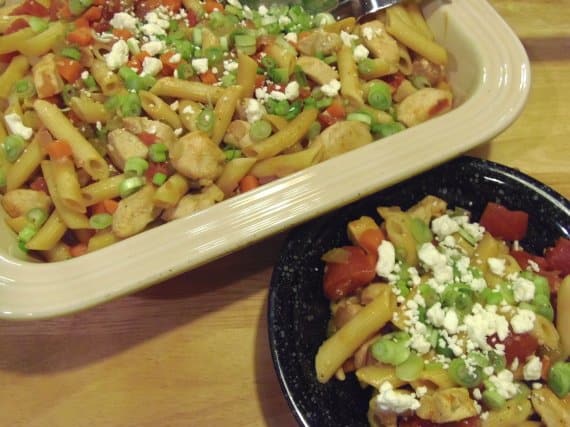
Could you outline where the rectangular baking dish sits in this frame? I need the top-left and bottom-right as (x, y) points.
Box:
(0, 0), (531, 319)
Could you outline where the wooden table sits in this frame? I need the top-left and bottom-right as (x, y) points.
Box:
(0, 2), (569, 426)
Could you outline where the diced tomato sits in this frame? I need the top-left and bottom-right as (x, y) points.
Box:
(384, 72), (405, 91)
(5, 18), (29, 34)
(545, 237), (570, 276)
(0, 52), (18, 63)
(49, 0), (72, 20)
(254, 74), (266, 89)
(135, 0), (182, 18)
(357, 228), (385, 255)
(399, 416), (436, 427)
(137, 132), (158, 146)
(488, 332), (538, 365)
(10, 0), (49, 17)
(29, 176), (48, 193)
(538, 269), (562, 294)
(323, 246), (377, 301)
(66, 26), (94, 46)
(160, 51), (178, 76)
(70, 243), (88, 257)
(204, 0), (224, 13)
(318, 111), (340, 128)
(298, 86), (312, 99)
(199, 70), (218, 85)
(428, 98), (451, 117)
(510, 249), (550, 271)
(145, 162), (172, 182)
(186, 8), (199, 27)
(479, 202), (529, 241)
(81, 6), (102, 22)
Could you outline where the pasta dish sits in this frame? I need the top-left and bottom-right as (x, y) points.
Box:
(0, 0), (452, 261)
(315, 196), (570, 426)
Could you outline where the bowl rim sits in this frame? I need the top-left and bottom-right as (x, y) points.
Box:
(0, 0), (532, 319)
(267, 155), (570, 426)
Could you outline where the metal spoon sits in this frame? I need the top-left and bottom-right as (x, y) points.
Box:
(328, 0), (405, 21)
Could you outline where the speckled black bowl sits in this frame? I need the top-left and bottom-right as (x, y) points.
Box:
(267, 156), (570, 427)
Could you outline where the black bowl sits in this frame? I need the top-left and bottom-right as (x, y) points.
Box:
(267, 156), (570, 427)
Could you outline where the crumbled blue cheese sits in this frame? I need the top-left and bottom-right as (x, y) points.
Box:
(245, 98), (265, 123)
(110, 12), (138, 32)
(4, 113), (33, 140)
(141, 57), (163, 76)
(284, 81), (300, 100)
(141, 40), (166, 56)
(362, 26), (375, 40)
(488, 257), (506, 276)
(105, 39), (130, 70)
(488, 370), (519, 399)
(431, 214), (460, 240)
(192, 58), (209, 74)
(523, 356), (542, 381)
(320, 79), (341, 97)
(353, 44), (369, 61)
(376, 240), (396, 279)
(284, 32), (298, 44)
(462, 303), (509, 350)
(374, 381), (421, 414)
(510, 308), (536, 333)
(512, 275), (535, 302)
(340, 30), (358, 47)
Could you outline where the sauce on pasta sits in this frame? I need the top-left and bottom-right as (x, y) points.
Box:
(315, 196), (570, 426)
(0, 0), (453, 261)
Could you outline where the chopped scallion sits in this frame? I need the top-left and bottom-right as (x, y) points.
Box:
(3, 135), (26, 162)
(249, 120), (272, 141)
(119, 176), (145, 198)
(196, 108), (215, 133)
(89, 213), (113, 230)
(152, 172), (167, 186)
(149, 143), (168, 163)
(124, 157), (149, 176)
(26, 207), (48, 228)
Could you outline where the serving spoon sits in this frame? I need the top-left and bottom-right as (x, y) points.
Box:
(327, 0), (405, 20)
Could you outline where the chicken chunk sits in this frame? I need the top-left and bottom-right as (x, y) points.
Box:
(416, 388), (478, 423)
(112, 185), (161, 238)
(1, 189), (52, 218)
(310, 121), (372, 160)
(122, 116), (176, 148)
(296, 56), (339, 85)
(107, 129), (149, 171)
(32, 53), (64, 99)
(360, 21), (400, 67)
(169, 131), (225, 185)
(396, 88), (453, 127)
(297, 29), (342, 56)
(161, 185), (224, 221)
(411, 57), (446, 86)
(223, 120), (255, 152)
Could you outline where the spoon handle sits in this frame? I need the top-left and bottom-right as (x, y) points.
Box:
(330, 0), (403, 20)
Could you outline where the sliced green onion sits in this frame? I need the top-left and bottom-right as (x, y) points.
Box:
(323, 54), (337, 65)
(192, 28), (203, 46)
(249, 120), (272, 141)
(124, 157), (149, 176)
(205, 47), (224, 66)
(482, 288), (503, 306)
(419, 283), (438, 307)
(371, 122), (405, 138)
(172, 40), (194, 61)
(152, 172), (167, 186)
(60, 46), (82, 61)
(499, 282), (516, 305)
(28, 17), (49, 33)
(410, 75), (431, 89)
(118, 66), (142, 91)
(467, 352), (489, 369)
(149, 143), (168, 163)
(435, 339), (454, 358)
(458, 226), (477, 246)
(119, 176), (145, 198)
(410, 217), (432, 244)
(315, 97), (333, 110)
(346, 112), (372, 125)
(89, 213), (113, 230)
(120, 93), (142, 117)
(176, 62), (194, 80)
(261, 56), (277, 70)
(220, 73), (237, 87)
(13, 78), (35, 99)
(274, 100), (290, 116)
(82, 74), (98, 91)
(482, 388), (506, 410)
(371, 332), (411, 366)
(521, 271), (550, 297)
(286, 100), (303, 120)
(26, 207), (48, 228)
(449, 358), (483, 388)
(196, 108), (215, 133)
(0, 168), (6, 188)
(234, 34), (256, 54)
(268, 67), (289, 84)
(395, 352), (424, 382)
(139, 75), (157, 91)
(487, 351), (506, 374)
(3, 135), (26, 162)
(314, 12), (335, 27)
(548, 362), (570, 398)
(224, 148), (242, 161)
(368, 81), (392, 111)
(18, 224), (37, 243)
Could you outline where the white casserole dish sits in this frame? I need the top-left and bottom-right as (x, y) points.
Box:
(0, 0), (531, 319)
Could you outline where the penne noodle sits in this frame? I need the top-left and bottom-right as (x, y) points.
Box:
(81, 174), (125, 206)
(0, 55), (29, 98)
(139, 90), (182, 130)
(211, 85), (241, 145)
(150, 77), (225, 103)
(34, 100), (109, 181)
(153, 174), (190, 209)
(50, 158), (86, 213)
(338, 45), (364, 107)
(250, 141), (323, 178)
(215, 157), (257, 197)
(236, 52), (257, 98)
(25, 210), (68, 251)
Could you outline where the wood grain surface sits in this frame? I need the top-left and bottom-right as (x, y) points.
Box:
(0, 2), (569, 426)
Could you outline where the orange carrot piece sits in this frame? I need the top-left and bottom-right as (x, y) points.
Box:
(102, 199), (119, 214)
(66, 26), (93, 46)
(325, 99), (346, 119)
(200, 70), (218, 85)
(46, 140), (73, 160)
(56, 57), (83, 83)
(204, 0), (224, 13)
(239, 175), (260, 193)
(113, 28), (133, 40)
(81, 5), (102, 22)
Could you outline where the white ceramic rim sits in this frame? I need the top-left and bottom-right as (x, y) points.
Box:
(0, 0), (531, 319)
